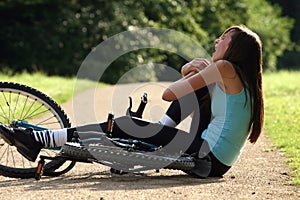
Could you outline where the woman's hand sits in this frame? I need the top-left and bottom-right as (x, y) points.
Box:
(181, 58), (211, 77)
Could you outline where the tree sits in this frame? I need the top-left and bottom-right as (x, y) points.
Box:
(267, 0), (300, 69)
(0, 0), (295, 83)
(188, 0), (294, 71)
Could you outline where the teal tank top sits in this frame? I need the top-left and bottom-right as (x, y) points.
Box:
(201, 83), (251, 166)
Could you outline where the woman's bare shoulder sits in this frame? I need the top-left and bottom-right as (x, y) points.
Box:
(214, 60), (237, 79)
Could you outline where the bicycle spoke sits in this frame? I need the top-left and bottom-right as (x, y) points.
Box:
(38, 121), (61, 126)
(23, 107), (50, 121)
(12, 92), (21, 121)
(26, 103), (46, 117)
(8, 92), (11, 121)
(20, 96), (29, 120)
(0, 108), (10, 124)
(0, 92), (11, 124)
(2, 91), (13, 123)
(22, 98), (37, 120)
(0, 144), (9, 162)
(5, 146), (10, 166)
(35, 115), (60, 126)
(10, 147), (16, 167)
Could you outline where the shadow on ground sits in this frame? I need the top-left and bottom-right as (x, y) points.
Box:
(0, 169), (224, 191)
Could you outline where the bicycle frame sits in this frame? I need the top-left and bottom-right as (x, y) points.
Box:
(14, 120), (48, 131)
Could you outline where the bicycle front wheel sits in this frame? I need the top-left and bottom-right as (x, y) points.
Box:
(0, 82), (74, 178)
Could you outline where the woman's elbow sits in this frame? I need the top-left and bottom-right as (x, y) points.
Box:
(162, 88), (176, 101)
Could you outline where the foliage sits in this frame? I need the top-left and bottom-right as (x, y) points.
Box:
(267, 0), (300, 70)
(0, 0), (295, 83)
(246, 0), (294, 71)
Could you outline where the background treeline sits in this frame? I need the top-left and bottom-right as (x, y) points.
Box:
(268, 0), (300, 70)
(0, 0), (298, 84)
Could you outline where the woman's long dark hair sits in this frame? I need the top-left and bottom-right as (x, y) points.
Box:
(222, 25), (264, 143)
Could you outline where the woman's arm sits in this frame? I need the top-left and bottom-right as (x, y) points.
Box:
(181, 58), (211, 77)
(162, 61), (224, 101)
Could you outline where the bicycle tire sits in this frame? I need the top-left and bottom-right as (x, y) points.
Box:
(61, 142), (195, 172)
(0, 82), (75, 178)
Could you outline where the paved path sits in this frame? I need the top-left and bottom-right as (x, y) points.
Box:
(0, 83), (299, 199)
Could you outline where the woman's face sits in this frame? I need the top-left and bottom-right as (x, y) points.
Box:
(212, 30), (235, 62)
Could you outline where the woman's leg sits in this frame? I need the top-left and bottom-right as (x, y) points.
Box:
(29, 85), (211, 148)
(160, 86), (211, 154)
(162, 86), (210, 127)
(67, 86), (211, 152)
(71, 118), (189, 149)
(159, 86), (211, 154)
(70, 86), (211, 149)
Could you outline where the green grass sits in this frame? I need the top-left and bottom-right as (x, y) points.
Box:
(263, 71), (300, 185)
(0, 72), (107, 105)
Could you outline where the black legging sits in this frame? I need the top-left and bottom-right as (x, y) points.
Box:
(69, 86), (230, 177)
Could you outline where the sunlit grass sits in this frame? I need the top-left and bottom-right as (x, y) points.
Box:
(0, 72), (107, 105)
(263, 71), (300, 185)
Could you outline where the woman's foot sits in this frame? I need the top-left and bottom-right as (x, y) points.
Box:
(0, 123), (42, 162)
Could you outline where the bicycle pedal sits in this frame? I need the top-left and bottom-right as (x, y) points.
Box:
(35, 158), (45, 181)
(106, 113), (114, 137)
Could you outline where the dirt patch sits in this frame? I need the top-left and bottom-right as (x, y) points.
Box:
(0, 83), (299, 199)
